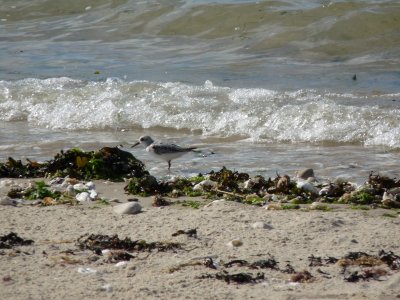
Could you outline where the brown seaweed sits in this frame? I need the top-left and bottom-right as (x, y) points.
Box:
(200, 271), (265, 284)
(0, 232), (34, 249)
(77, 234), (181, 253)
(171, 228), (197, 238)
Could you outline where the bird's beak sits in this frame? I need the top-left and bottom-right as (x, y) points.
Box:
(131, 142), (140, 148)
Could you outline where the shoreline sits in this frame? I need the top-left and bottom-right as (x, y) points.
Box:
(1, 178), (400, 299)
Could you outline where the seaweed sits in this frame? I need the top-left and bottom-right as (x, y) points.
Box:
(368, 172), (400, 195)
(209, 167), (249, 192)
(202, 271), (265, 284)
(223, 258), (279, 270)
(171, 229), (197, 238)
(0, 232), (34, 249)
(378, 250), (400, 270)
(106, 250), (135, 262)
(24, 181), (60, 200)
(77, 234), (181, 253)
(0, 147), (148, 181)
(344, 268), (388, 282)
(152, 195), (171, 207)
(290, 270), (314, 283)
(308, 255), (338, 267)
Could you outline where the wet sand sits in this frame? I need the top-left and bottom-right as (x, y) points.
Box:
(1, 180), (400, 300)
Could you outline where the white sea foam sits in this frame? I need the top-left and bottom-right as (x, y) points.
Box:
(1, 78), (400, 148)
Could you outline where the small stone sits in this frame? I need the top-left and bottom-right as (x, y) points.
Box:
(193, 180), (217, 191)
(86, 182), (96, 190)
(73, 183), (87, 191)
(227, 239), (243, 247)
(296, 169), (315, 180)
(113, 202), (142, 214)
(76, 192), (90, 202)
(89, 190), (98, 200)
(296, 181), (320, 195)
(114, 261), (128, 268)
(101, 283), (113, 292)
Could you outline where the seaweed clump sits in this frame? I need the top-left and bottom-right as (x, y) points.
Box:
(77, 234), (181, 253)
(0, 147), (148, 181)
(0, 232), (34, 249)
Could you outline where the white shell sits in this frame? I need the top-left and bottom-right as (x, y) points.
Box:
(113, 202), (142, 214)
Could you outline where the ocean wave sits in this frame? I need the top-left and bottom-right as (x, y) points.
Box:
(1, 78), (400, 148)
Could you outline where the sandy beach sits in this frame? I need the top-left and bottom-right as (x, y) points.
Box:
(1, 179), (400, 300)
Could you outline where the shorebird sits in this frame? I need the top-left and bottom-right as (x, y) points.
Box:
(131, 135), (196, 170)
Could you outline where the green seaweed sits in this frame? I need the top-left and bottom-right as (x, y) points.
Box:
(25, 181), (60, 200)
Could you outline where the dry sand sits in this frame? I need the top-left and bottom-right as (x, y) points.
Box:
(1, 180), (400, 300)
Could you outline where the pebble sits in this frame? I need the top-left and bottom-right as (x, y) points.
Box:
(296, 181), (320, 195)
(193, 180), (217, 191)
(227, 239), (243, 247)
(76, 192), (90, 202)
(115, 261), (128, 268)
(101, 284), (113, 292)
(89, 190), (98, 200)
(73, 183), (87, 191)
(86, 181), (96, 190)
(296, 168), (315, 180)
(113, 202), (142, 214)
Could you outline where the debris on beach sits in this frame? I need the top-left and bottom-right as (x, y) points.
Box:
(0, 232), (34, 249)
(2, 177), (105, 205)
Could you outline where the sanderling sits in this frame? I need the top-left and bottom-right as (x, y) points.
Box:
(131, 135), (196, 170)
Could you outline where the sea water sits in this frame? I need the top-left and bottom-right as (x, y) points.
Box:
(1, 0), (399, 182)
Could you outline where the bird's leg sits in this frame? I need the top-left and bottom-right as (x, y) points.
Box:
(168, 160), (171, 170)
